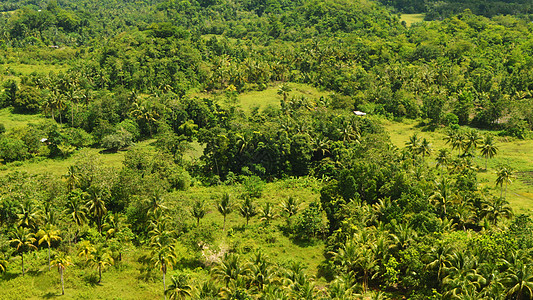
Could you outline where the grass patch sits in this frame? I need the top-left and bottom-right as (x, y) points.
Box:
(400, 13), (425, 26)
(382, 118), (533, 214)
(0, 108), (47, 131)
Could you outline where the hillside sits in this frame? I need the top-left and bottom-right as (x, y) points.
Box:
(1, 0), (533, 299)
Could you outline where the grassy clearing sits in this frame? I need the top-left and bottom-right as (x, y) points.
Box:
(400, 13), (425, 26)
(190, 83), (329, 114)
(2, 63), (69, 75)
(237, 83), (329, 113)
(382, 118), (533, 214)
(0, 139), (157, 177)
(0, 108), (46, 131)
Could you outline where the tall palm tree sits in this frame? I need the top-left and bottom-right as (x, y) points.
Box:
(480, 135), (498, 170)
(17, 200), (39, 230)
(165, 274), (193, 300)
(190, 200), (206, 227)
(86, 188), (107, 233)
(9, 227), (37, 276)
(239, 197), (257, 226)
(435, 148), (451, 171)
(66, 190), (87, 242)
(51, 253), (73, 295)
(37, 224), (62, 271)
(482, 196), (513, 225)
(217, 193), (233, 231)
(405, 133), (421, 157)
(419, 138), (432, 161)
(430, 178), (455, 218)
(463, 129), (482, 155)
(90, 246), (114, 283)
(77, 240), (96, 263)
(496, 167), (514, 199)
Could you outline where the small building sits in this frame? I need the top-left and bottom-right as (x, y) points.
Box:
(354, 111), (366, 116)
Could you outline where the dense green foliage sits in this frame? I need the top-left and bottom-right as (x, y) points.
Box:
(1, 0), (533, 298)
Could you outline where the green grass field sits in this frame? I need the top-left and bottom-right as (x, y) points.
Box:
(382, 118), (533, 214)
(400, 13), (425, 26)
(0, 108), (46, 131)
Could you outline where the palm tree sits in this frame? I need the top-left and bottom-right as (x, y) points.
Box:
(419, 138), (432, 160)
(17, 199), (39, 230)
(191, 200), (206, 227)
(247, 252), (277, 292)
(51, 253), (73, 295)
(405, 133), (421, 157)
(280, 196), (299, 226)
(504, 263), (533, 300)
(86, 188), (107, 233)
(37, 224), (62, 271)
(0, 253), (8, 274)
(165, 274), (193, 300)
(496, 166), (515, 199)
(424, 243), (454, 284)
(430, 178), (455, 218)
(435, 148), (451, 171)
(239, 197), (257, 226)
(482, 196), (513, 225)
(480, 135), (498, 170)
(217, 193), (233, 231)
(463, 129), (482, 155)
(90, 246), (114, 283)
(77, 240), (96, 263)
(212, 253), (247, 288)
(66, 190), (87, 242)
(147, 219), (177, 299)
(260, 202), (275, 226)
(9, 227), (37, 276)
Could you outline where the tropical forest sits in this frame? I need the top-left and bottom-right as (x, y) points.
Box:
(1, 0), (533, 299)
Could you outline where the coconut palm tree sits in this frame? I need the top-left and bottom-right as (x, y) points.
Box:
(77, 240), (96, 263)
(239, 196), (257, 226)
(17, 199), (39, 230)
(482, 196), (513, 225)
(504, 262), (533, 300)
(480, 135), (498, 170)
(405, 133), (421, 157)
(496, 166), (514, 199)
(436, 148), (451, 171)
(260, 202), (275, 226)
(419, 138), (432, 161)
(37, 224), (62, 271)
(0, 253), (8, 274)
(212, 253), (247, 288)
(9, 227), (37, 276)
(90, 246), (114, 283)
(217, 193), (233, 231)
(280, 196), (299, 226)
(51, 253), (73, 295)
(165, 274), (192, 300)
(463, 129), (482, 155)
(190, 200), (206, 227)
(86, 188), (107, 233)
(430, 178), (455, 218)
(424, 243), (455, 284)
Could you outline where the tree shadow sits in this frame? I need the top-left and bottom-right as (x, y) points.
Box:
(42, 292), (60, 299)
(0, 272), (20, 281)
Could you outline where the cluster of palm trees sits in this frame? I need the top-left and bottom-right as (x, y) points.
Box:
(443, 129), (499, 169)
(191, 193), (300, 232)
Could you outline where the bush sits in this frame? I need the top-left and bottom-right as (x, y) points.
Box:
(0, 137), (29, 162)
(101, 128), (133, 152)
(293, 202), (326, 241)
